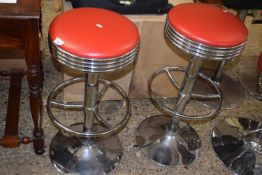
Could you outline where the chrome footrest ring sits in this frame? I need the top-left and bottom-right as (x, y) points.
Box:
(148, 66), (222, 120)
(47, 77), (130, 138)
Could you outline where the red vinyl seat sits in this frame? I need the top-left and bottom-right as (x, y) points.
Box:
(49, 7), (139, 59)
(167, 3), (248, 47)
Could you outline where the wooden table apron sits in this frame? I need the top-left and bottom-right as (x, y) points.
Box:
(0, 0), (44, 154)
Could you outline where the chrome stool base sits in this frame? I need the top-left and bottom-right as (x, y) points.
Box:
(212, 117), (262, 175)
(194, 71), (244, 109)
(136, 115), (201, 166)
(239, 68), (262, 100)
(50, 123), (122, 175)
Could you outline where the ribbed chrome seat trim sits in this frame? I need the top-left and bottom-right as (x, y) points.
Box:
(49, 37), (139, 73)
(164, 21), (246, 60)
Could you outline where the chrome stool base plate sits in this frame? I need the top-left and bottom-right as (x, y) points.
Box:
(212, 117), (262, 175)
(194, 71), (244, 109)
(49, 123), (122, 175)
(239, 69), (262, 100)
(135, 115), (201, 166)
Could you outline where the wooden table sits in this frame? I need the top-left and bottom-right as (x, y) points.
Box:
(0, 0), (44, 154)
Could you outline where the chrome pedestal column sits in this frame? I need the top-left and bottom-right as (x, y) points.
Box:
(47, 74), (130, 175)
(136, 56), (222, 166)
(212, 117), (262, 175)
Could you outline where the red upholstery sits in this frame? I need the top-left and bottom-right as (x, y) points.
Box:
(49, 8), (139, 59)
(167, 3), (248, 47)
(259, 52), (262, 72)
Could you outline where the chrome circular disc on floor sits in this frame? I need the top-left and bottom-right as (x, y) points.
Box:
(135, 115), (201, 166)
(194, 71), (244, 109)
(239, 68), (262, 100)
(212, 117), (262, 175)
(49, 123), (122, 175)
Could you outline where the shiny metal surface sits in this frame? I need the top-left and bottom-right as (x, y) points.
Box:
(50, 123), (122, 175)
(83, 73), (99, 132)
(212, 117), (262, 175)
(213, 60), (226, 82)
(136, 115), (201, 166)
(148, 66), (222, 120)
(47, 77), (130, 138)
(239, 68), (262, 100)
(140, 56), (220, 166)
(164, 21), (246, 61)
(49, 37), (139, 73)
(194, 70), (245, 109)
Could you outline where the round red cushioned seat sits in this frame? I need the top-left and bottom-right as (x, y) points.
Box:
(49, 8), (139, 59)
(167, 3), (248, 47)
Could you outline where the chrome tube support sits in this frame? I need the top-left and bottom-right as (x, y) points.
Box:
(170, 56), (203, 130)
(83, 73), (99, 132)
(213, 60), (226, 82)
(175, 56), (203, 110)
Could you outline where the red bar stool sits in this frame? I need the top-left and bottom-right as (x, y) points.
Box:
(135, 3), (248, 166)
(47, 8), (139, 174)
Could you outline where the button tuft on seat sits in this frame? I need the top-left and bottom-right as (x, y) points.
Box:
(49, 8), (139, 59)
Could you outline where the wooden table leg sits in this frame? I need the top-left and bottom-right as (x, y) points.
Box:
(25, 19), (45, 155)
(0, 70), (24, 147)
